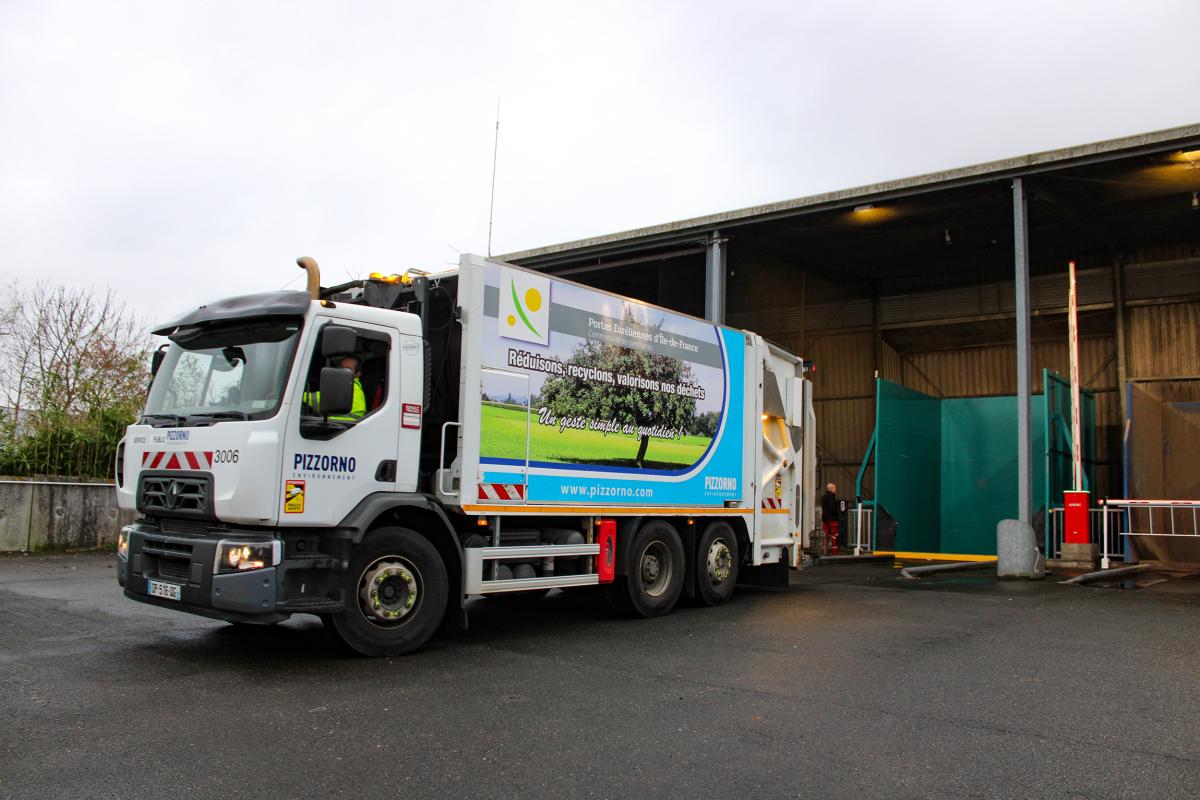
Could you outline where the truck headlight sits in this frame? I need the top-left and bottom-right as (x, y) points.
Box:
(215, 540), (281, 574)
(117, 528), (130, 559)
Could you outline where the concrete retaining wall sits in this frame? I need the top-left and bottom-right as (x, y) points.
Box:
(0, 478), (135, 552)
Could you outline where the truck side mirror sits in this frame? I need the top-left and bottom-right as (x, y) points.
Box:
(322, 326), (357, 359)
(317, 367), (354, 417)
(150, 345), (168, 376)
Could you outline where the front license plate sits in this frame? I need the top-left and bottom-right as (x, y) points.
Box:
(147, 579), (182, 601)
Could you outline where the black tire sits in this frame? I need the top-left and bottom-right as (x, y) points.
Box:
(328, 527), (448, 657)
(694, 521), (739, 606)
(602, 520), (685, 618)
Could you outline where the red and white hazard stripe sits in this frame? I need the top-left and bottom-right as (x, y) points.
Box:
(761, 497), (783, 509)
(141, 450), (214, 470)
(478, 483), (526, 501)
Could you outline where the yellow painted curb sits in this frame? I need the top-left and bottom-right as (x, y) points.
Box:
(874, 550), (998, 563)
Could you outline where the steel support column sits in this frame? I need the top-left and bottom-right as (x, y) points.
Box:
(872, 292), (881, 377)
(704, 231), (726, 324)
(1012, 178), (1033, 525)
(1112, 255), (1128, 421)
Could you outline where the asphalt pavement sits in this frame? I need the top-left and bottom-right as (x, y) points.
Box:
(2, 551), (1199, 799)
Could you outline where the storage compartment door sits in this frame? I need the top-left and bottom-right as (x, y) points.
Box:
(477, 368), (531, 503)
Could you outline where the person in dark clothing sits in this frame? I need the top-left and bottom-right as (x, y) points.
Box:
(821, 483), (840, 555)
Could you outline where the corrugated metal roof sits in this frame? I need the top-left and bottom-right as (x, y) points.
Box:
(502, 124), (1200, 265)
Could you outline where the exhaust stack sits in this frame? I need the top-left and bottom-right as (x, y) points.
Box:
(296, 256), (321, 300)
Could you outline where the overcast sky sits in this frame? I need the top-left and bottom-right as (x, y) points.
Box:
(2, 0), (1197, 329)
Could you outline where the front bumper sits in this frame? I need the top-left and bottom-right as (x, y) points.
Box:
(118, 520), (342, 623)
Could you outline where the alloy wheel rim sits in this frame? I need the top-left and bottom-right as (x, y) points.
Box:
(358, 556), (421, 627)
(706, 539), (732, 586)
(639, 541), (673, 597)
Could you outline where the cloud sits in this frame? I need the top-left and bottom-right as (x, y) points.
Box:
(1, 0), (1197, 328)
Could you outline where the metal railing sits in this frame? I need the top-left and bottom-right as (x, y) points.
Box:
(848, 503), (875, 555)
(1100, 499), (1200, 569)
(1045, 506), (1125, 562)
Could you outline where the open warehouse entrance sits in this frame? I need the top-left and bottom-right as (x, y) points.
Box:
(505, 124), (1200, 558)
(862, 371), (1096, 557)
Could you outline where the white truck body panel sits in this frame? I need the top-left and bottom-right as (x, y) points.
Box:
(116, 418), (286, 525)
(448, 255), (813, 564)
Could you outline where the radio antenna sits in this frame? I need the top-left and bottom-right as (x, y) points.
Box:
(487, 97), (501, 256)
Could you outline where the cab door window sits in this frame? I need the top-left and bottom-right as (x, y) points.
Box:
(301, 324), (391, 421)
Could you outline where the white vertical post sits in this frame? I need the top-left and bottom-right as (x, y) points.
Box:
(1068, 260), (1083, 492)
(855, 503), (864, 556)
(1101, 501), (1110, 570)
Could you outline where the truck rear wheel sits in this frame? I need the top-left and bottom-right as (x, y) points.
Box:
(330, 527), (448, 657)
(603, 520), (684, 618)
(695, 521), (739, 606)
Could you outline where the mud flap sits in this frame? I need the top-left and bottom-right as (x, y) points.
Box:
(440, 601), (470, 635)
(736, 560), (789, 589)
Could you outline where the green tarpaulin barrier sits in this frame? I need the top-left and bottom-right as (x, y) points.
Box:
(870, 371), (1095, 555)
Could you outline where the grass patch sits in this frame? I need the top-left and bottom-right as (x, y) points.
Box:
(480, 403), (709, 469)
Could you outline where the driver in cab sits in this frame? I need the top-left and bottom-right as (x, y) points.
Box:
(305, 355), (366, 422)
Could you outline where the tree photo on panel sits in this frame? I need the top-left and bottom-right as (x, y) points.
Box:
(539, 311), (701, 469)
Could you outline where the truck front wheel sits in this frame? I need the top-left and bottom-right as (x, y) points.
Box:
(603, 520), (684, 618)
(330, 527), (448, 657)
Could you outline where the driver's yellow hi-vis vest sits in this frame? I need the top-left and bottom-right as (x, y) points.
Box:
(304, 378), (366, 422)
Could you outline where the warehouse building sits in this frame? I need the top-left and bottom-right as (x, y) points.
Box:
(503, 124), (1200, 558)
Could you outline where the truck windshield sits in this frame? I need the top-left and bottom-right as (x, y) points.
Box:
(143, 319), (303, 425)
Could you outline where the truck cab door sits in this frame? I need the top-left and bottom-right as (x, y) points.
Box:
(278, 317), (401, 525)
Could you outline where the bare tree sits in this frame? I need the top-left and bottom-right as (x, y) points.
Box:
(0, 282), (147, 418)
(0, 280), (149, 476)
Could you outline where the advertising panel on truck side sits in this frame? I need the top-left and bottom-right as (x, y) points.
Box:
(475, 261), (745, 507)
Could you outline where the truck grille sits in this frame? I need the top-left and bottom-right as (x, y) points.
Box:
(139, 475), (212, 518)
(141, 536), (194, 557)
(161, 519), (212, 536)
(156, 557), (191, 582)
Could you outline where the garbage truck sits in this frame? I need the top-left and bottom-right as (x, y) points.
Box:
(115, 254), (815, 656)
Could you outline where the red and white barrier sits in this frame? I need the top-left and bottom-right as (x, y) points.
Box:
(478, 483), (526, 501)
(141, 451), (214, 470)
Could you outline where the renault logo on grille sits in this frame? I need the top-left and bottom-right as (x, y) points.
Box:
(166, 480), (185, 508)
(140, 475), (209, 516)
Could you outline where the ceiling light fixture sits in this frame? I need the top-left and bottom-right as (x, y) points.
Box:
(944, 228), (952, 246)
(853, 204), (875, 213)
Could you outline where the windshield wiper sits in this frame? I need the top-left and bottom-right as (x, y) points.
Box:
(141, 413), (187, 427)
(189, 411), (249, 422)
